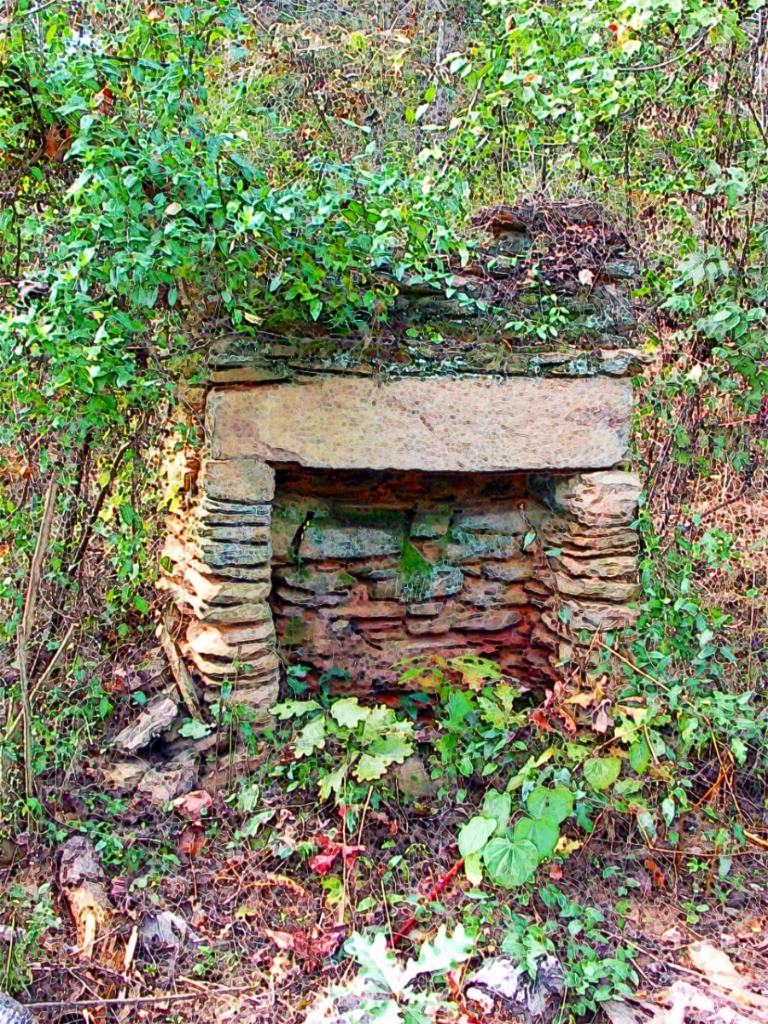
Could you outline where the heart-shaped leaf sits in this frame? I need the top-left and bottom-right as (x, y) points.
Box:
(629, 738), (651, 775)
(464, 852), (484, 885)
(458, 815), (498, 857)
(482, 834), (539, 888)
(482, 790), (511, 833)
(514, 815), (559, 858)
(527, 785), (573, 823)
(583, 756), (621, 791)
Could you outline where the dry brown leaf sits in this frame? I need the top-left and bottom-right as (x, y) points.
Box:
(592, 699), (615, 734)
(644, 858), (666, 889)
(530, 708), (552, 732)
(688, 941), (768, 1012)
(565, 692), (596, 708)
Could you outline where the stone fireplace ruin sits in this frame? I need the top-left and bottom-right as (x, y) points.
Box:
(162, 368), (642, 720)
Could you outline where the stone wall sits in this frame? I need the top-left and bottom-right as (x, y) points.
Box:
(160, 371), (642, 715)
(269, 467), (640, 692)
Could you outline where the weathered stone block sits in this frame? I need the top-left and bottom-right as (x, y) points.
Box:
(534, 471), (641, 527)
(183, 567), (271, 606)
(300, 523), (403, 560)
(554, 574), (641, 602)
(483, 560), (534, 582)
(429, 567), (464, 597)
(214, 621), (278, 644)
(188, 648), (279, 680)
(197, 524), (271, 544)
(462, 579), (529, 607)
(556, 554), (637, 579)
(276, 586), (344, 608)
(198, 601), (273, 625)
(445, 535), (520, 562)
(197, 540), (273, 569)
(202, 458), (275, 503)
(277, 568), (356, 594)
(411, 508), (452, 538)
(329, 600), (402, 619)
(202, 564), (272, 583)
(197, 501), (271, 524)
(207, 377), (633, 471)
(184, 620), (274, 659)
(452, 510), (528, 535)
(406, 601), (444, 616)
(557, 601), (638, 632)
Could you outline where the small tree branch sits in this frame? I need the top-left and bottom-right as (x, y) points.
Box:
(16, 473), (59, 801)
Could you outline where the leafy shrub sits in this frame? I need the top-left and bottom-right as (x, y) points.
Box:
(272, 697), (415, 803)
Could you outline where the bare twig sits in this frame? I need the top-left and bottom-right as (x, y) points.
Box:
(158, 622), (201, 719)
(390, 858), (464, 946)
(27, 983), (262, 1010)
(16, 474), (59, 801)
(67, 416), (146, 577)
(5, 621), (76, 741)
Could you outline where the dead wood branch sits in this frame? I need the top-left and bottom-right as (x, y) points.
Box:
(16, 473), (58, 800)
(158, 622), (201, 719)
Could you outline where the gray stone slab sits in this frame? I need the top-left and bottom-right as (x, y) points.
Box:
(207, 377), (632, 472)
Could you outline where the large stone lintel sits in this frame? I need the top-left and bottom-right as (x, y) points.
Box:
(207, 376), (632, 472)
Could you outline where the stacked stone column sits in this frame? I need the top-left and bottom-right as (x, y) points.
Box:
(160, 458), (280, 719)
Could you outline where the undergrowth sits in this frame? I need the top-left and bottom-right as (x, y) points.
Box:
(0, 0), (767, 1017)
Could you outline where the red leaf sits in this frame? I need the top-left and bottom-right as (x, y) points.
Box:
(341, 844), (365, 868)
(549, 863), (564, 881)
(182, 790), (213, 820)
(644, 858), (666, 889)
(310, 926), (345, 957)
(309, 849), (340, 875)
(265, 926), (345, 959)
(530, 708), (552, 733)
(178, 828), (206, 858)
(557, 708), (578, 734)
(265, 928), (296, 951)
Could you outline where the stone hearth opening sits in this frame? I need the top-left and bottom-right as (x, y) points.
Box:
(270, 466), (557, 692)
(162, 373), (642, 720)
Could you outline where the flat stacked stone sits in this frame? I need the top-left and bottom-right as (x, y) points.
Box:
(159, 460), (279, 718)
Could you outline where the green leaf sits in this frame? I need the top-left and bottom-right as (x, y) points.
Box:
(464, 852), (483, 885)
(367, 733), (414, 763)
(271, 700), (322, 720)
(448, 655), (501, 691)
(483, 834), (540, 888)
(241, 809), (276, 836)
(458, 815), (498, 857)
(361, 706), (406, 744)
(330, 697), (369, 729)
(309, 297), (323, 320)
(661, 796), (675, 825)
(402, 924), (475, 987)
(629, 738), (651, 775)
(345, 931), (405, 994)
(583, 757), (621, 791)
(318, 760), (349, 800)
(354, 753), (392, 781)
(178, 719), (211, 740)
(527, 786), (573, 824)
(295, 715), (326, 757)
(482, 790), (511, 833)
(133, 595), (149, 615)
(514, 815), (559, 859)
